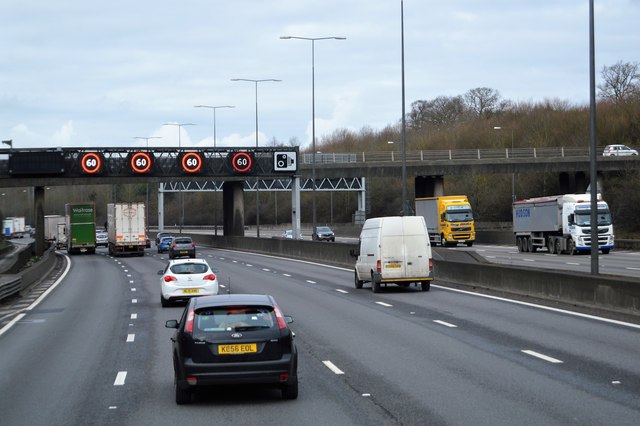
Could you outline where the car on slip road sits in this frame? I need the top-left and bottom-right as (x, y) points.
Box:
(169, 236), (196, 259)
(165, 293), (298, 404)
(159, 258), (219, 307)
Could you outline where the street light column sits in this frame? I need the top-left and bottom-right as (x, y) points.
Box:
(133, 136), (162, 233)
(163, 123), (195, 234)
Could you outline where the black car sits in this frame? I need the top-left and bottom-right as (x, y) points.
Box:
(169, 236), (196, 259)
(165, 294), (298, 404)
(313, 226), (335, 242)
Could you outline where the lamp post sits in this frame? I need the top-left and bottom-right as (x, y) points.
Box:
(194, 105), (235, 148)
(493, 126), (515, 202)
(280, 35), (345, 238)
(194, 105), (234, 236)
(231, 78), (281, 238)
(133, 136), (162, 233)
(163, 123), (195, 234)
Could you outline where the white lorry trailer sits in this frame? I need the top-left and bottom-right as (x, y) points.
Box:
(2, 217), (26, 238)
(44, 215), (66, 247)
(107, 202), (146, 257)
(513, 193), (614, 255)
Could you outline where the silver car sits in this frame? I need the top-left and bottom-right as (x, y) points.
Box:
(602, 144), (638, 156)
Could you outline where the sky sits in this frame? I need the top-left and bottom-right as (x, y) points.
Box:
(1, 0), (639, 151)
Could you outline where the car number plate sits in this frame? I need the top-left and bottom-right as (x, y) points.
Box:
(180, 250), (188, 254)
(182, 289), (200, 294)
(385, 263), (401, 268)
(218, 343), (257, 355)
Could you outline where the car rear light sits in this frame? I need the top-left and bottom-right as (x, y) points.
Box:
(203, 273), (216, 281)
(187, 377), (197, 385)
(273, 304), (287, 330)
(429, 258), (433, 272)
(164, 275), (177, 282)
(279, 373), (289, 382)
(171, 243), (177, 248)
(191, 243), (196, 247)
(184, 306), (195, 334)
(376, 260), (381, 273)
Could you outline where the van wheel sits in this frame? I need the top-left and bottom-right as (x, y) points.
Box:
(372, 273), (380, 293)
(354, 271), (363, 289)
(421, 281), (431, 291)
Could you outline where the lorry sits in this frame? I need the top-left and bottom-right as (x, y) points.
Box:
(2, 216), (26, 238)
(44, 214), (66, 248)
(415, 196), (475, 246)
(351, 216), (433, 293)
(107, 202), (146, 257)
(512, 193), (614, 255)
(65, 203), (96, 254)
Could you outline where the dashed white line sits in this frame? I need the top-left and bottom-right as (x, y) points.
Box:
(246, 264), (253, 267)
(130, 313), (137, 319)
(626, 267), (640, 271)
(322, 360), (345, 375)
(262, 268), (271, 272)
(433, 320), (458, 328)
(523, 259), (535, 262)
(335, 289), (349, 294)
(126, 334), (135, 342)
(375, 301), (393, 307)
(114, 371), (127, 386)
(566, 262), (580, 266)
(283, 273), (292, 277)
(521, 349), (563, 364)
(131, 288), (136, 292)
(306, 280), (317, 284)
(131, 299), (137, 304)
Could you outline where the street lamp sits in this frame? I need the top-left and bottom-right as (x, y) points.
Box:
(231, 78), (281, 238)
(493, 126), (515, 202)
(163, 123), (195, 234)
(280, 35), (345, 238)
(134, 136), (162, 233)
(194, 105), (235, 148)
(2, 139), (12, 149)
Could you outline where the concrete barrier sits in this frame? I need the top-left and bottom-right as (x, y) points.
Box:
(186, 233), (640, 318)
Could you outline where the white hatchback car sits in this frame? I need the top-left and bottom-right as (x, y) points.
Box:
(602, 144), (638, 156)
(159, 258), (219, 307)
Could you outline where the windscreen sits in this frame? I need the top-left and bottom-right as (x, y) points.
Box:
(170, 263), (208, 274)
(574, 209), (612, 226)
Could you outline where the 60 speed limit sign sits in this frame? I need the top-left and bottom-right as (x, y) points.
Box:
(80, 152), (104, 174)
(229, 152), (254, 173)
(180, 152), (204, 174)
(129, 152), (154, 174)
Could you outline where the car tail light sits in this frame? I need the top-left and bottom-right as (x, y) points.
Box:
(184, 306), (195, 334)
(376, 260), (381, 273)
(429, 258), (433, 272)
(171, 243), (177, 248)
(191, 243), (196, 247)
(273, 304), (287, 330)
(279, 373), (289, 382)
(203, 273), (216, 281)
(163, 275), (177, 282)
(187, 377), (197, 385)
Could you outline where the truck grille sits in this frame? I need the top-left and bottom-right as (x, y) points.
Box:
(452, 226), (472, 232)
(582, 227), (608, 235)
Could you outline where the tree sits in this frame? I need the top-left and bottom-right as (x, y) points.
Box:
(408, 96), (467, 129)
(464, 87), (505, 118)
(598, 61), (640, 102)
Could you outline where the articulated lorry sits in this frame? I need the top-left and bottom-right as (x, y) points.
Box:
(107, 202), (146, 257)
(415, 196), (475, 246)
(65, 203), (96, 254)
(513, 193), (614, 254)
(44, 214), (66, 248)
(2, 217), (26, 238)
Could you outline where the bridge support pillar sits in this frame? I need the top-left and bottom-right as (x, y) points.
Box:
(223, 181), (245, 236)
(415, 175), (444, 198)
(34, 186), (45, 257)
(575, 171), (587, 193)
(291, 177), (301, 239)
(559, 172), (571, 194)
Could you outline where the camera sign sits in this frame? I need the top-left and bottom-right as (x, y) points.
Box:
(273, 151), (297, 172)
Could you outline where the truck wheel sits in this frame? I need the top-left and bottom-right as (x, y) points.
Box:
(568, 239), (576, 255)
(527, 238), (534, 252)
(440, 234), (446, 247)
(517, 237), (524, 252)
(555, 239), (562, 254)
(354, 271), (363, 289)
(601, 248), (610, 254)
(421, 281), (431, 291)
(548, 239), (555, 254)
(466, 241), (473, 247)
(372, 273), (380, 293)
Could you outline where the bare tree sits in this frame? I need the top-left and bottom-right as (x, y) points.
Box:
(464, 87), (504, 118)
(408, 96), (467, 129)
(598, 61), (640, 102)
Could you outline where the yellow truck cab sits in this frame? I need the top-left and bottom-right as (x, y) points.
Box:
(415, 195), (475, 247)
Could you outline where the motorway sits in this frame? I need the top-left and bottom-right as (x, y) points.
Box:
(1, 245), (639, 425)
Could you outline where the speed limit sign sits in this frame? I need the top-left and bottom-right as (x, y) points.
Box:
(180, 152), (204, 174)
(80, 152), (104, 174)
(129, 152), (154, 174)
(229, 151), (254, 173)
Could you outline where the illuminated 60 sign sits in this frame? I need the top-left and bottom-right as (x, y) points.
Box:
(180, 152), (204, 174)
(228, 152), (254, 173)
(128, 152), (154, 174)
(80, 152), (104, 174)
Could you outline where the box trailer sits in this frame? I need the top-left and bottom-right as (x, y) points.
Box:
(107, 202), (146, 257)
(65, 203), (96, 254)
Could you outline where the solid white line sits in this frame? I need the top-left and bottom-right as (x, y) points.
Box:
(626, 267), (640, 271)
(523, 259), (535, 262)
(566, 262), (580, 266)
(375, 301), (392, 307)
(131, 313), (137, 319)
(126, 334), (135, 342)
(336, 289), (349, 294)
(114, 371), (127, 386)
(434, 320), (458, 328)
(522, 349), (563, 364)
(322, 360), (345, 375)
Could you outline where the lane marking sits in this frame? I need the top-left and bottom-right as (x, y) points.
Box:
(375, 301), (393, 307)
(246, 264), (253, 267)
(322, 360), (345, 375)
(114, 371), (127, 386)
(486, 256), (496, 259)
(131, 288), (136, 292)
(523, 259), (535, 262)
(262, 268), (270, 272)
(306, 280), (317, 284)
(129, 280), (134, 284)
(434, 320), (458, 328)
(132, 299), (137, 304)
(283, 273), (292, 277)
(131, 313), (137, 319)
(336, 289), (349, 294)
(566, 262), (580, 266)
(521, 349), (563, 364)
(626, 267), (640, 271)
(126, 334), (135, 342)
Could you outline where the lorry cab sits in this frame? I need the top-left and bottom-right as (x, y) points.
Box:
(352, 216), (433, 293)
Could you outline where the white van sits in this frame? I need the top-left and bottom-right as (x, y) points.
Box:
(351, 216), (433, 292)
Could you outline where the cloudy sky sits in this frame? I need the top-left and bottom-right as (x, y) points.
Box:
(1, 0), (639, 150)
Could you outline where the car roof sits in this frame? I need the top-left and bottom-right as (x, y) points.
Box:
(192, 294), (275, 308)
